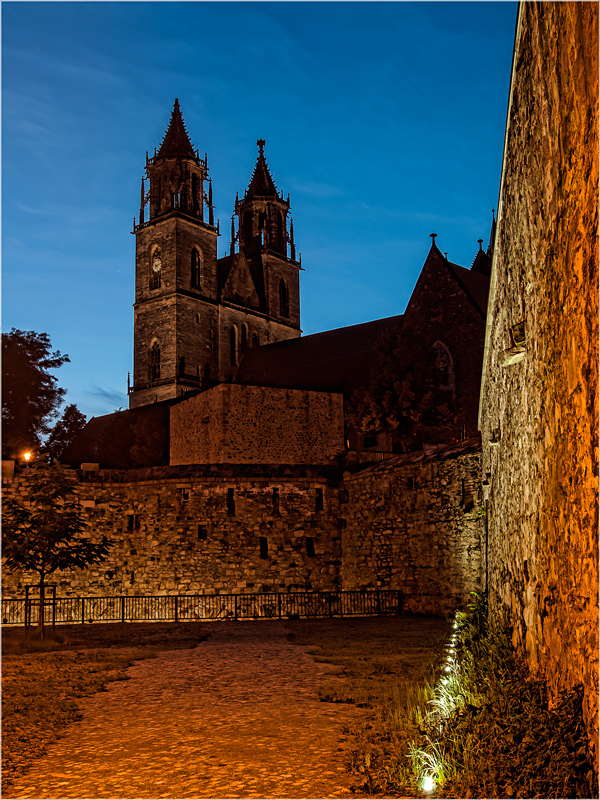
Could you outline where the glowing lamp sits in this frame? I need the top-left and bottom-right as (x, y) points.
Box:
(23, 452), (32, 462)
(422, 774), (435, 793)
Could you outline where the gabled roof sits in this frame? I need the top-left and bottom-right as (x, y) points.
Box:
(244, 140), (278, 199)
(235, 315), (404, 394)
(156, 98), (197, 160)
(423, 243), (490, 318)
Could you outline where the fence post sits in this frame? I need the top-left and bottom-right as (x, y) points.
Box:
(234, 594), (238, 621)
(52, 587), (56, 630)
(278, 594), (282, 620)
(328, 592), (332, 618)
(121, 596), (126, 623)
(174, 595), (179, 623)
(81, 597), (85, 625)
(376, 588), (381, 616)
(397, 590), (402, 615)
(24, 587), (30, 629)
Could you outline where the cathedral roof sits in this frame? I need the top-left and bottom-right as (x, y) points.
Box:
(244, 140), (278, 199)
(424, 242), (490, 318)
(235, 315), (404, 394)
(156, 99), (197, 160)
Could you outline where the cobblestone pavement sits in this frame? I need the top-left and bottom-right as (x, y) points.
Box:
(6, 621), (372, 799)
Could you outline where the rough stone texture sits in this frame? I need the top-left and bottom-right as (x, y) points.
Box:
(479, 1), (599, 763)
(170, 384), (345, 465)
(3, 444), (484, 618)
(341, 445), (484, 614)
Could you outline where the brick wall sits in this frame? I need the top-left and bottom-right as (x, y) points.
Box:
(169, 384), (345, 465)
(341, 443), (484, 614)
(480, 1), (598, 761)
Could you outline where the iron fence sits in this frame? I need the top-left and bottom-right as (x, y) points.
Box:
(1, 589), (403, 627)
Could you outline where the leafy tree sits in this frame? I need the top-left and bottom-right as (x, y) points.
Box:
(347, 328), (459, 452)
(46, 404), (88, 464)
(2, 329), (70, 459)
(2, 461), (110, 637)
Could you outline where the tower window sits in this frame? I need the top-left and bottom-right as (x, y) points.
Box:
(241, 324), (248, 353)
(277, 212), (285, 255)
(259, 537), (268, 560)
(230, 326), (237, 367)
(191, 248), (203, 289)
(306, 537), (315, 558)
(150, 248), (162, 289)
(149, 342), (160, 381)
(279, 278), (289, 318)
(432, 341), (455, 393)
(272, 487), (280, 516)
(197, 524), (208, 541)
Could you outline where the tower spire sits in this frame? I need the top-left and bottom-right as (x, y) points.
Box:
(156, 98), (197, 160)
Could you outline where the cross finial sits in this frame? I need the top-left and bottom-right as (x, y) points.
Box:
(257, 139), (266, 154)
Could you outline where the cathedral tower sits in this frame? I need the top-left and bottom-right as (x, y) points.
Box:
(129, 100), (221, 408)
(129, 104), (301, 407)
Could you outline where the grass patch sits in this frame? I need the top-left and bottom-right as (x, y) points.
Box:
(1, 622), (209, 791)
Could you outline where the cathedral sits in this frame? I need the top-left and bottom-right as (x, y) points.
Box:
(66, 99), (492, 469)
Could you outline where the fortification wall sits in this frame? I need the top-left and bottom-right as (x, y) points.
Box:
(480, 2), (598, 760)
(341, 447), (484, 614)
(170, 384), (345, 465)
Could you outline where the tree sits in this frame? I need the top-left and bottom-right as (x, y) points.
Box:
(46, 404), (88, 464)
(347, 328), (459, 452)
(2, 329), (70, 459)
(2, 461), (110, 637)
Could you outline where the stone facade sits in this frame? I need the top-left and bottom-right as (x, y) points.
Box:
(479, 1), (598, 762)
(341, 441), (484, 615)
(170, 384), (345, 466)
(3, 443), (484, 613)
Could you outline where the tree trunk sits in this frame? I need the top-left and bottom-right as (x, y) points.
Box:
(37, 573), (45, 640)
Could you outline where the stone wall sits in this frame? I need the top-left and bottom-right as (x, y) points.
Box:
(479, 1), (598, 762)
(2, 466), (342, 597)
(341, 441), (484, 614)
(170, 384), (345, 465)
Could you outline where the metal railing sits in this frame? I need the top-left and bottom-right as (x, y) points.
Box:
(1, 589), (403, 627)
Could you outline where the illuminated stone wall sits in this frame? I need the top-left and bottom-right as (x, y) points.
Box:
(341, 443), (484, 614)
(480, 2), (598, 761)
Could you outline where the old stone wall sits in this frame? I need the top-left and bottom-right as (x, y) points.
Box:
(2, 466), (342, 597)
(480, 2), (598, 761)
(341, 443), (484, 614)
(170, 384), (345, 465)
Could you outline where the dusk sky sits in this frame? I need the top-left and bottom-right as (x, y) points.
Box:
(2, 1), (517, 421)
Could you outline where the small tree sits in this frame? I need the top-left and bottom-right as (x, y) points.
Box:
(46, 403), (87, 464)
(2, 461), (109, 637)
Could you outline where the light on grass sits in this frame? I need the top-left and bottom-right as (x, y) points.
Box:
(422, 774), (435, 793)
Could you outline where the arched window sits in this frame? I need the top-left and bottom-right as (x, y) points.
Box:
(150, 247), (162, 290)
(191, 248), (203, 289)
(241, 324), (248, 353)
(277, 212), (285, 255)
(243, 212), (253, 243)
(230, 326), (237, 367)
(279, 278), (289, 318)
(432, 341), (455, 393)
(149, 342), (160, 381)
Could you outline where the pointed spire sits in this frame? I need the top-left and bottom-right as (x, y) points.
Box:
(487, 208), (497, 256)
(244, 139), (278, 199)
(156, 98), (196, 160)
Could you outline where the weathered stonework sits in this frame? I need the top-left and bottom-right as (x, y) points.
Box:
(341, 442), (484, 614)
(169, 384), (345, 465)
(3, 443), (484, 619)
(479, 1), (599, 763)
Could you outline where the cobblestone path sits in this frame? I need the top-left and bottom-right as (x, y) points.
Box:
(6, 621), (371, 799)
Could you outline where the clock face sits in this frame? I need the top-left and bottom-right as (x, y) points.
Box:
(152, 257), (162, 272)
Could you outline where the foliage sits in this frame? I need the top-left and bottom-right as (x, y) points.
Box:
(346, 328), (459, 451)
(45, 403), (88, 463)
(1, 329), (70, 458)
(2, 461), (109, 634)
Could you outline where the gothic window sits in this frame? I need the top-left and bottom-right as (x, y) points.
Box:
(432, 341), (455, 393)
(150, 248), (162, 290)
(241, 324), (248, 353)
(243, 211), (252, 243)
(277, 212), (285, 255)
(252, 332), (259, 348)
(149, 342), (160, 381)
(279, 278), (289, 318)
(306, 537), (315, 557)
(230, 326), (237, 367)
(192, 174), (199, 215)
(259, 536), (269, 559)
(191, 248), (203, 289)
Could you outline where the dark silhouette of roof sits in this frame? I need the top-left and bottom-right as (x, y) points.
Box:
(235, 315), (404, 394)
(244, 140), (278, 199)
(156, 98), (196, 160)
(471, 240), (492, 277)
(424, 243), (490, 317)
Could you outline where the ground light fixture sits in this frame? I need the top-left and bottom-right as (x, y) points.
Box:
(422, 774), (435, 793)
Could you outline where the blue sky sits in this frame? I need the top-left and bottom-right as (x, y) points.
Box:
(2, 1), (517, 420)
